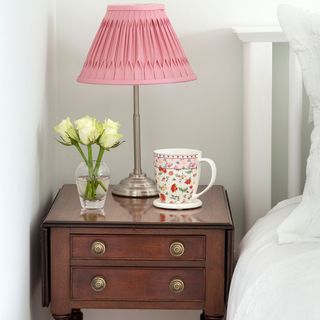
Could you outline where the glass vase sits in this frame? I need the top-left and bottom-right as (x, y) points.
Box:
(75, 160), (111, 210)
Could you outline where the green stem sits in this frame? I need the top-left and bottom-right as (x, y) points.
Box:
(87, 144), (93, 166)
(93, 147), (105, 176)
(87, 145), (94, 175)
(82, 145), (108, 201)
(84, 179), (90, 198)
(98, 180), (107, 192)
(74, 143), (88, 165)
(86, 144), (94, 199)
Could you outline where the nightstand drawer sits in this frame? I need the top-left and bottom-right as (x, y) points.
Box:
(71, 267), (205, 301)
(71, 235), (205, 260)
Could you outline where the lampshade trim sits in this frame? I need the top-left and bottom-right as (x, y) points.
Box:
(77, 74), (196, 85)
(108, 4), (165, 11)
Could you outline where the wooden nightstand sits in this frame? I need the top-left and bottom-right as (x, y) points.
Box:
(41, 185), (234, 320)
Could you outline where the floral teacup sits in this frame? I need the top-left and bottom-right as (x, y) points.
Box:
(153, 148), (217, 205)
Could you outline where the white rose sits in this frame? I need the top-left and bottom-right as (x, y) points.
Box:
(104, 119), (120, 134)
(54, 117), (78, 145)
(74, 115), (102, 145)
(99, 119), (123, 149)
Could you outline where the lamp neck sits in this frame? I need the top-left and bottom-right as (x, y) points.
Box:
(133, 85), (142, 176)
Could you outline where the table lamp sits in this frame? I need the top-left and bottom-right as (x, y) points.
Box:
(78, 4), (196, 197)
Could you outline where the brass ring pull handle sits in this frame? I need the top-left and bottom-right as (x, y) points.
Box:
(91, 276), (106, 292)
(91, 241), (106, 255)
(169, 278), (185, 293)
(169, 242), (185, 257)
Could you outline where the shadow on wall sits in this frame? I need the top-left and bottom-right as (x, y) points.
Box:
(29, 9), (55, 320)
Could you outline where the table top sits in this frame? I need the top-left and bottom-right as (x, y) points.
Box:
(42, 185), (233, 229)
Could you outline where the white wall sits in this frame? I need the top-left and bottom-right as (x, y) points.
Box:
(0, 0), (55, 320)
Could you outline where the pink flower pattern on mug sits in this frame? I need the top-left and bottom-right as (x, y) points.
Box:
(154, 149), (217, 206)
(154, 166), (198, 204)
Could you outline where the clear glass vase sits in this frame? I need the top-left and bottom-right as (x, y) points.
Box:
(75, 161), (111, 211)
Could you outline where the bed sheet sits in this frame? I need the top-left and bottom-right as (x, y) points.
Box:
(227, 196), (320, 320)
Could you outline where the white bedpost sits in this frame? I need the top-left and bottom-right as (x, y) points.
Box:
(242, 42), (273, 230)
(233, 27), (303, 230)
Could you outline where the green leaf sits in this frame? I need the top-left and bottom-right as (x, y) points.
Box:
(110, 140), (125, 149)
(56, 138), (72, 146)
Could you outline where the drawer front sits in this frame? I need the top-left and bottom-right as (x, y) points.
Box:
(71, 235), (205, 260)
(71, 267), (205, 301)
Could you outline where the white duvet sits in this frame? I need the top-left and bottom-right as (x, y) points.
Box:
(227, 196), (320, 320)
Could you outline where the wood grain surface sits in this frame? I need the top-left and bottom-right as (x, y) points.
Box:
(43, 185), (233, 228)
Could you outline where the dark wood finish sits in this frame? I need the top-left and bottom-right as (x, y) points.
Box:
(41, 185), (234, 320)
(41, 226), (50, 307)
(204, 230), (225, 317)
(225, 229), (234, 302)
(225, 191), (235, 302)
(44, 185), (232, 227)
(51, 228), (70, 316)
(70, 259), (205, 268)
(201, 312), (224, 320)
(71, 234), (205, 260)
(69, 300), (203, 310)
(70, 309), (83, 320)
(71, 267), (204, 301)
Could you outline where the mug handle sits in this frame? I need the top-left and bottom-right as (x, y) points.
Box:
(192, 158), (217, 199)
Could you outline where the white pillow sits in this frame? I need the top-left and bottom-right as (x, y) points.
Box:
(277, 5), (320, 243)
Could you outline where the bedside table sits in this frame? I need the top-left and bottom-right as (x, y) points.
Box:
(41, 185), (234, 320)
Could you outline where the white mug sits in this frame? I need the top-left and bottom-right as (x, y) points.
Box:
(153, 148), (217, 204)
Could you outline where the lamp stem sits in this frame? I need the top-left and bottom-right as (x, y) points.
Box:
(133, 85), (142, 175)
(111, 84), (158, 197)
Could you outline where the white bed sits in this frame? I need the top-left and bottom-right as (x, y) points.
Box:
(227, 196), (320, 319)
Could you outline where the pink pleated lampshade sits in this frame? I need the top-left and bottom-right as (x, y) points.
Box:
(77, 4), (196, 85)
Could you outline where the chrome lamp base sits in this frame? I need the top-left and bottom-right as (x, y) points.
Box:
(113, 85), (158, 198)
(112, 173), (158, 197)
